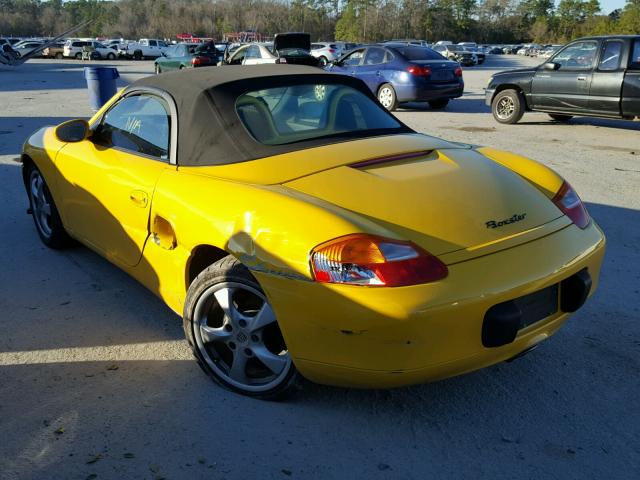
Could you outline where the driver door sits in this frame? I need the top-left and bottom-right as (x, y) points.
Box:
(54, 92), (173, 267)
(531, 40), (599, 112)
(227, 46), (248, 65)
(331, 48), (365, 76)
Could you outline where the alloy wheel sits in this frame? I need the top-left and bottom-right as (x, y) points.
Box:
(29, 169), (53, 239)
(496, 96), (515, 120)
(192, 282), (292, 393)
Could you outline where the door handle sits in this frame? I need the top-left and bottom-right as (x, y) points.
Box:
(129, 190), (148, 207)
(577, 76), (587, 81)
(376, 71), (381, 76)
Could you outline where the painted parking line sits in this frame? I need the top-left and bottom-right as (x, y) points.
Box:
(0, 340), (191, 365)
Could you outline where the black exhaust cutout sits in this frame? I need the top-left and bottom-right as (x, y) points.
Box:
(482, 269), (592, 348)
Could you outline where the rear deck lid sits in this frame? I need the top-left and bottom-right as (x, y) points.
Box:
(284, 148), (566, 258)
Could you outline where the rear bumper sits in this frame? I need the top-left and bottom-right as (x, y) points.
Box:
(395, 82), (464, 103)
(257, 221), (606, 388)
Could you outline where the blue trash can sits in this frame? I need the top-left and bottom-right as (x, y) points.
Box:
(84, 67), (119, 111)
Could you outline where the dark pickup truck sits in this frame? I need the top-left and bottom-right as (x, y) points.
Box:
(486, 35), (640, 124)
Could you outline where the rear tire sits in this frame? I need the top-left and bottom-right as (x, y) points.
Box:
(155, 64), (161, 74)
(25, 164), (71, 249)
(548, 113), (573, 122)
(133, 50), (142, 60)
(106, 52), (116, 60)
(55, 52), (63, 59)
(183, 256), (302, 400)
(317, 56), (328, 67)
(377, 83), (398, 111)
(74, 52), (82, 60)
(492, 89), (525, 124)
(429, 98), (450, 109)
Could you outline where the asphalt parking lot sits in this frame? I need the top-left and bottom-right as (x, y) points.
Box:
(1, 56), (639, 480)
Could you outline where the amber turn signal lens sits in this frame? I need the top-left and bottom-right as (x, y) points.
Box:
(310, 234), (448, 287)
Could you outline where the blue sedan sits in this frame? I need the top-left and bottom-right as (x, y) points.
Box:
(326, 44), (464, 111)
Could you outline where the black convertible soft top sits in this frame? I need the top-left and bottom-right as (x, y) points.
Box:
(128, 65), (412, 166)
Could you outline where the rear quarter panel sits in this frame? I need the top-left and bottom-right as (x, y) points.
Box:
(141, 167), (402, 313)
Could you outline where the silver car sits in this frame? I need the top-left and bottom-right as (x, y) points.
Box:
(310, 42), (340, 66)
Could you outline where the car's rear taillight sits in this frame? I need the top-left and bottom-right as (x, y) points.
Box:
(454, 67), (463, 77)
(407, 65), (432, 77)
(329, 49), (336, 53)
(552, 181), (590, 229)
(310, 234), (448, 287)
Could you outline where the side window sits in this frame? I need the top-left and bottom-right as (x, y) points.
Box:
(364, 47), (387, 65)
(149, 40), (157, 47)
(552, 41), (598, 70)
(158, 41), (167, 48)
(95, 95), (171, 161)
(599, 41), (623, 71)
(342, 49), (365, 66)
(629, 40), (640, 70)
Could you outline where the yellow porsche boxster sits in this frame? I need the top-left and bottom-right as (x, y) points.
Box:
(21, 65), (605, 399)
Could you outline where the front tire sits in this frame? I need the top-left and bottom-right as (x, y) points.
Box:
(154, 64), (161, 74)
(429, 98), (450, 109)
(26, 164), (71, 249)
(106, 52), (116, 60)
(183, 256), (301, 400)
(74, 52), (82, 60)
(377, 83), (398, 111)
(492, 89), (525, 124)
(548, 113), (573, 122)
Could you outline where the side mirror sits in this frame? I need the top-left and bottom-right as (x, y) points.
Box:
(54, 119), (90, 143)
(543, 62), (560, 71)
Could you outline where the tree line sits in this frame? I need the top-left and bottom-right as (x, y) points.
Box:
(1, 0), (639, 45)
